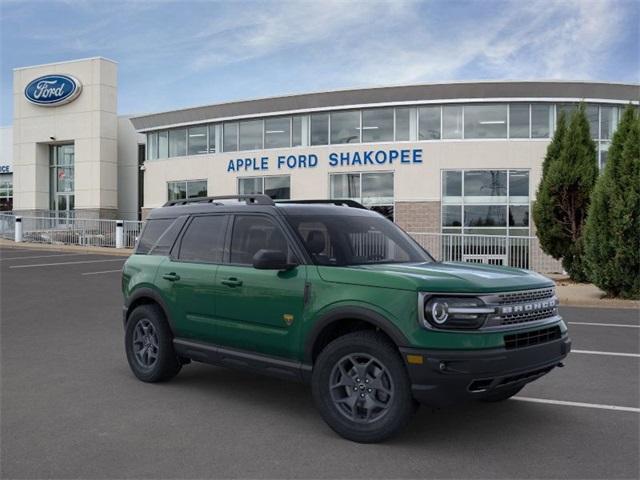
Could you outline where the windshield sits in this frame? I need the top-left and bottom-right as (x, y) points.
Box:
(286, 214), (433, 266)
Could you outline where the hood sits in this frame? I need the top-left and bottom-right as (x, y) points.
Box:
(316, 261), (554, 293)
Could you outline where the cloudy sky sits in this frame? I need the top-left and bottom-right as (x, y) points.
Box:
(1, 0), (638, 125)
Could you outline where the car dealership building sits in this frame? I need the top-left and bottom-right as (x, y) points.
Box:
(6, 57), (639, 242)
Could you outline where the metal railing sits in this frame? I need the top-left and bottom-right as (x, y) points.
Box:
(2, 214), (563, 273)
(409, 232), (563, 274)
(123, 220), (143, 248)
(3, 215), (144, 249)
(0, 213), (15, 240)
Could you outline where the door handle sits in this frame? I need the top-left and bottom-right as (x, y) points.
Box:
(162, 272), (181, 282)
(221, 277), (243, 287)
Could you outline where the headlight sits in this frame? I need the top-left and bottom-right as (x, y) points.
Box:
(422, 296), (495, 330)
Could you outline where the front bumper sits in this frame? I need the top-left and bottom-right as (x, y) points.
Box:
(400, 334), (571, 407)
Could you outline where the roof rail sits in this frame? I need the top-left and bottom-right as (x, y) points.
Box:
(275, 199), (367, 209)
(163, 194), (275, 207)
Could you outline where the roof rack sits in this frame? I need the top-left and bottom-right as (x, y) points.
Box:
(275, 199), (367, 209)
(163, 194), (275, 207)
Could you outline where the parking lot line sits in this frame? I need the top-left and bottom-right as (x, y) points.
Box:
(572, 349), (640, 358)
(81, 269), (122, 275)
(568, 321), (640, 328)
(1, 253), (87, 261)
(9, 259), (125, 269)
(513, 396), (640, 413)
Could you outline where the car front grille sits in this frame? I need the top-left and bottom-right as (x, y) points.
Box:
(496, 287), (555, 305)
(494, 287), (558, 326)
(504, 326), (562, 350)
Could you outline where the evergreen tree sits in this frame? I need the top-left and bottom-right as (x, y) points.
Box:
(584, 106), (640, 298)
(533, 104), (598, 281)
(532, 112), (567, 259)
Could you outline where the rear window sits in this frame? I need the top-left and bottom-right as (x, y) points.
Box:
(136, 218), (181, 255)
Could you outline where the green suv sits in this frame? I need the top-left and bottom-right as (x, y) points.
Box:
(122, 195), (570, 443)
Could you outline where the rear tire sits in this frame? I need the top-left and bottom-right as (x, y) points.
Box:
(479, 385), (523, 402)
(125, 304), (181, 382)
(312, 331), (416, 443)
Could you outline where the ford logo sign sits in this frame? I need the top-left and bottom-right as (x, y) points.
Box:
(24, 74), (82, 106)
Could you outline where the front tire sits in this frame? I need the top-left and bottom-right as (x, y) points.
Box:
(125, 304), (181, 382)
(312, 331), (416, 443)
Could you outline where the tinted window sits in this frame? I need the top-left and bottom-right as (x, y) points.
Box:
(149, 217), (187, 256)
(265, 117), (291, 149)
(264, 176), (290, 199)
(464, 170), (507, 199)
(442, 171), (462, 197)
(442, 106), (463, 139)
(362, 108), (393, 142)
(509, 171), (529, 198)
(395, 107), (411, 141)
(310, 113), (329, 145)
(419, 106), (440, 140)
(187, 126), (207, 155)
(239, 120), (263, 150)
(179, 215), (227, 263)
(230, 216), (291, 265)
(292, 116), (303, 147)
(169, 128), (187, 157)
(509, 104), (529, 138)
(136, 218), (175, 254)
(223, 122), (238, 152)
(464, 205), (507, 227)
(287, 214), (431, 266)
(330, 111), (360, 144)
(531, 104), (552, 138)
(464, 104), (507, 139)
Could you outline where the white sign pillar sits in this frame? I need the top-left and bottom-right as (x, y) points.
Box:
(14, 217), (23, 243)
(116, 220), (124, 249)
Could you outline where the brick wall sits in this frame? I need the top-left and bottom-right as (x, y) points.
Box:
(394, 201), (441, 233)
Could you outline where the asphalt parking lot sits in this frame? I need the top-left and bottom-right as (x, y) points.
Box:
(1, 245), (638, 479)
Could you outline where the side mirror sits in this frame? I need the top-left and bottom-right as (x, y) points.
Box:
(252, 249), (296, 270)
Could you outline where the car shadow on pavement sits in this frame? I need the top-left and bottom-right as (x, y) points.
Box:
(145, 362), (580, 446)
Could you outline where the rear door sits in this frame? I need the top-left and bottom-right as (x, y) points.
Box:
(157, 214), (229, 341)
(212, 214), (307, 359)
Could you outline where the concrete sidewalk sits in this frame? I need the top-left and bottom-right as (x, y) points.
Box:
(0, 238), (132, 257)
(551, 276), (640, 310)
(1, 239), (638, 310)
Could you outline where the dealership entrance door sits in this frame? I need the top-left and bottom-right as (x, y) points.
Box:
(50, 144), (75, 221)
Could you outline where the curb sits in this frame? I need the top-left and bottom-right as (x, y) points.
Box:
(0, 239), (133, 257)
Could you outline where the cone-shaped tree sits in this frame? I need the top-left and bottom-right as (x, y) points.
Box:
(533, 112), (567, 261)
(584, 106), (640, 298)
(533, 105), (598, 281)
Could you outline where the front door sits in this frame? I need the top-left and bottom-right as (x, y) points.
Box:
(213, 214), (307, 359)
(157, 214), (228, 341)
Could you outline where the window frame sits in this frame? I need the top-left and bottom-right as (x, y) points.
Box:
(329, 171), (395, 220)
(237, 175), (291, 200)
(440, 168), (530, 236)
(167, 179), (208, 202)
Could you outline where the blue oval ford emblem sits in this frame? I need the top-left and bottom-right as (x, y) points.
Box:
(24, 74), (82, 106)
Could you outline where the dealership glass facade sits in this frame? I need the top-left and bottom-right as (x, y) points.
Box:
(329, 171), (395, 220)
(146, 102), (623, 170)
(238, 175), (291, 199)
(167, 180), (208, 201)
(442, 169), (530, 236)
(0, 173), (12, 211)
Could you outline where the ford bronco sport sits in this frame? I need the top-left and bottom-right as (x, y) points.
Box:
(122, 195), (570, 443)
